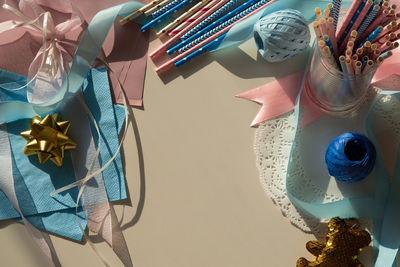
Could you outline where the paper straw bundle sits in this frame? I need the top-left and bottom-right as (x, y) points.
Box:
(313, 0), (399, 75)
(120, 0), (277, 72)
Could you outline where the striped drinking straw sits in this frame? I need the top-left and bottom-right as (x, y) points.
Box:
(177, 0), (272, 53)
(339, 0), (373, 52)
(169, 0), (260, 54)
(181, 0), (241, 40)
(149, 0), (228, 58)
(157, 0), (211, 35)
(168, 1), (217, 36)
(144, 0), (171, 16)
(155, 0), (277, 73)
(331, 0), (342, 30)
(152, 0), (182, 17)
(357, 4), (380, 39)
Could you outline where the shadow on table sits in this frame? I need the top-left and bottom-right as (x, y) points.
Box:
(156, 45), (312, 84)
(89, 104), (146, 245)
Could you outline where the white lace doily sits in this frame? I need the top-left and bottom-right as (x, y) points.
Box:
(254, 91), (400, 237)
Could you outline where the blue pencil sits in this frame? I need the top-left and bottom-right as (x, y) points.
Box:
(140, 0), (193, 32)
(167, 0), (260, 54)
(175, 33), (227, 67)
(181, 0), (241, 40)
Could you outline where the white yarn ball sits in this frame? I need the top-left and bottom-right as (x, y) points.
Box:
(253, 9), (310, 62)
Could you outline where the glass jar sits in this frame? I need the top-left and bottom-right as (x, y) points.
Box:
(305, 46), (375, 114)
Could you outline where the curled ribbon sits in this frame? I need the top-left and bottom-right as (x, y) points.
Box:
(0, 0), (84, 103)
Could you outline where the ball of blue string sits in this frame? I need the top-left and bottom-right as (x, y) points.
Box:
(325, 132), (376, 183)
(253, 9), (310, 62)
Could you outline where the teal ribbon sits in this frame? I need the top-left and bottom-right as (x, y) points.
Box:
(0, 1), (144, 123)
(286, 43), (400, 266)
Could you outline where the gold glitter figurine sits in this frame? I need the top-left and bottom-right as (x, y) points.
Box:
(21, 114), (77, 167)
(297, 217), (371, 267)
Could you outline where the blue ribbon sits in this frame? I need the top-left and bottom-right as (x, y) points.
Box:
(285, 42), (400, 266)
(0, 1), (144, 123)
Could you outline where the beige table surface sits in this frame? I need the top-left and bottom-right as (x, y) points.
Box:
(0, 35), (351, 266)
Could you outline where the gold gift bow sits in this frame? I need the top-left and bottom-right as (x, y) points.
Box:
(2, 1), (132, 266)
(21, 114), (77, 166)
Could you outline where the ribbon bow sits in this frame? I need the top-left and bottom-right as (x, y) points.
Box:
(0, 0), (85, 103)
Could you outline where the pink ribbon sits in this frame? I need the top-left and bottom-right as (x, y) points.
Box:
(237, 50), (400, 127)
(0, 1), (133, 265)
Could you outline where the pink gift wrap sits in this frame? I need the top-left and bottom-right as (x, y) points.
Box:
(0, 0), (149, 107)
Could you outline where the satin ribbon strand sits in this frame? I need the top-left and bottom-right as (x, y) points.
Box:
(74, 61), (132, 266)
(0, 1), (84, 99)
(0, 9), (51, 91)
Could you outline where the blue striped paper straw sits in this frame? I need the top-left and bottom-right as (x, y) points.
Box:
(339, 0), (367, 45)
(323, 35), (336, 58)
(175, 33), (227, 67)
(359, 25), (383, 48)
(331, 0), (342, 30)
(181, 0), (240, 40)
(152, 0), (182, 17)
(167, 0), (259, 54)
(361, 55), (369, 69)
(381, 50), (392, 59)
(141, 0), (192, 31)
(177, 0), (271, 53)
(357, 5), (380, 39)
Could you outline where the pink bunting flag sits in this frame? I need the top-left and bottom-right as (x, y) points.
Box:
(238, 50), (400, 127)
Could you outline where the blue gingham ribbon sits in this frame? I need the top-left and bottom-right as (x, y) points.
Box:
(178, 0), (270, 53)
(180, 0), (240, 40)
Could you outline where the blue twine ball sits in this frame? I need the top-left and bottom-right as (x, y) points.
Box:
(325, 132), (376, 183)
(253, 9), (310, 62)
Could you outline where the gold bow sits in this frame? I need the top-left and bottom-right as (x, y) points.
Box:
(21, 114), (77, 167)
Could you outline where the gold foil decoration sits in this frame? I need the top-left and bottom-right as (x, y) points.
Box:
(21, 114), (77, 167)
(297, 217), (371, 267)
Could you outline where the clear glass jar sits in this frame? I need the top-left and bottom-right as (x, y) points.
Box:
(305, 46), (375, 114)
